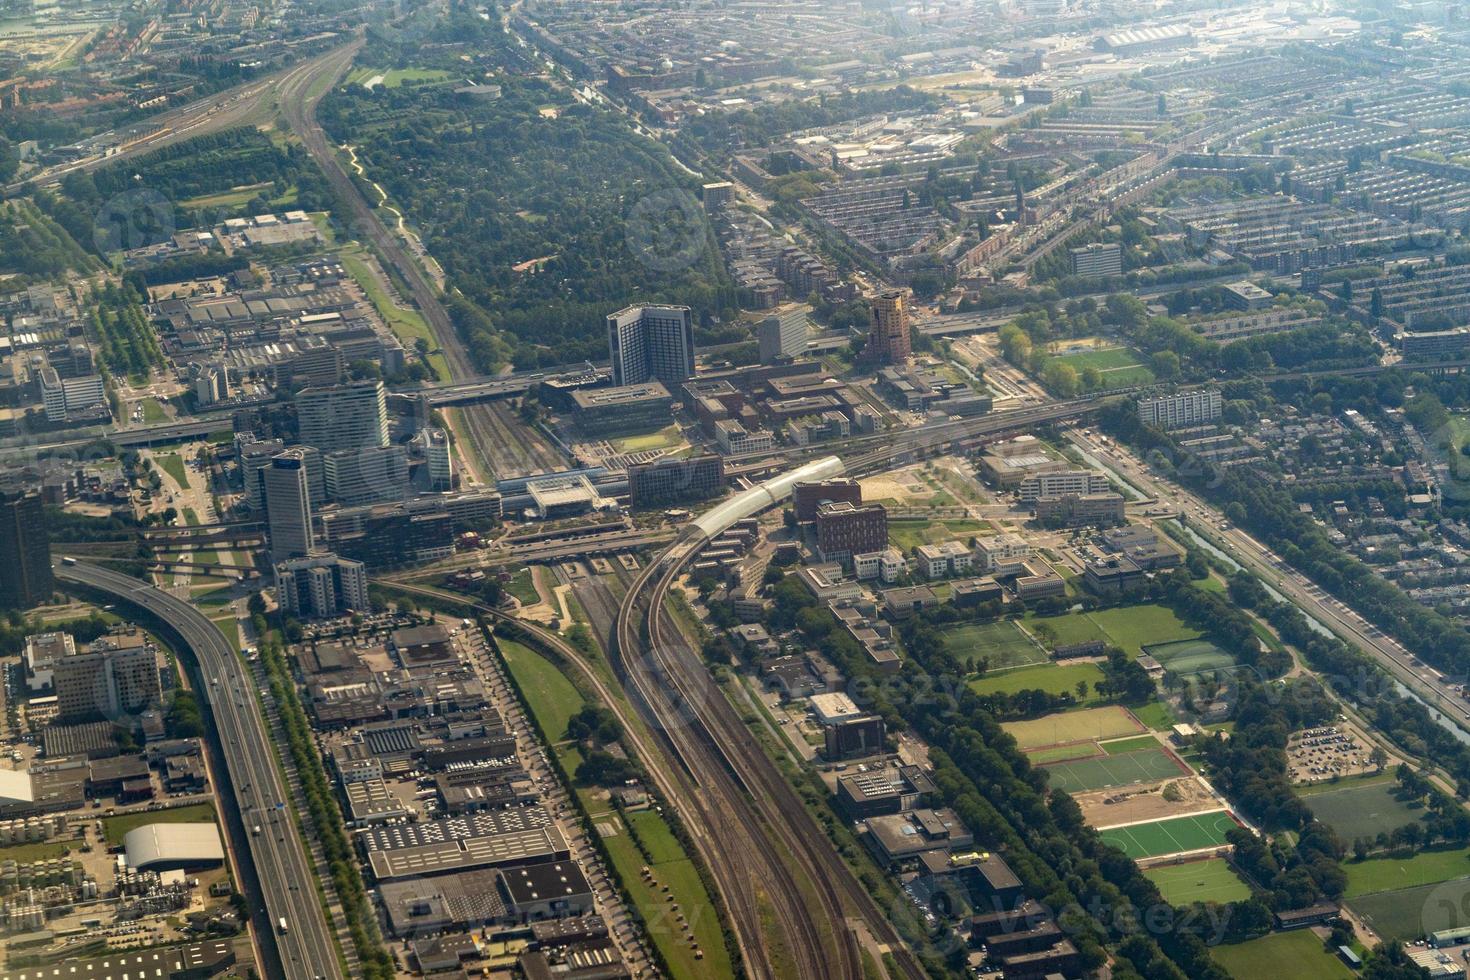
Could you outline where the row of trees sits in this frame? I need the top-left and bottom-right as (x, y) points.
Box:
(256, 615), (394, 979)
(90, 283), (164, 378)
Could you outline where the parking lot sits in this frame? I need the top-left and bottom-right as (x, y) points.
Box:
(1287, 725), (1382, 784)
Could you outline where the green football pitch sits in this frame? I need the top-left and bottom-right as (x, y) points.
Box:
(1041, 747), (1187, 794)
(1099, 811), (1240, 859)
(1145, 857), (1253, 906)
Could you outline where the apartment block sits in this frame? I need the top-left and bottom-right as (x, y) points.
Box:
(1136, 390), (1223, 430)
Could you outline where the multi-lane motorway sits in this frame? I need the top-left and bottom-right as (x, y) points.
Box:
(55, 561), (342, 980)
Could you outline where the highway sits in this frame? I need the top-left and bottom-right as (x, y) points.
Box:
(55, 561), (343, 980)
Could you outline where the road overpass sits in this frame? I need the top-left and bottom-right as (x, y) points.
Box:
(55, 561), (343, 980)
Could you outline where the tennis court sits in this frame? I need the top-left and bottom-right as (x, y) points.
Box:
(944, 620), (1046, 671)
(1041, 747), (1188, 794)
(1144, 857), (1253, 906)
(1145, 638), (1239, 679)
(1004, 705), (1146, 750)
(1098, 811), (1240, 859)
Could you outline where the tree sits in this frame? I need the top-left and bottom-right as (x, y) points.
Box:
(1041, 360), (1080, 397)
(1074, 680), (1089, 701)
(1150, 349), (1181, 379)
(1370, 745), (1389, 772)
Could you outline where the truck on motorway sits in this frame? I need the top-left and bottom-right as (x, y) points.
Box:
(60, 556), (77, 566)
(278, 917), (288, 934)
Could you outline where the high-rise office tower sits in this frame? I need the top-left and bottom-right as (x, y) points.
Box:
(295, 380), (389, 452)
(606, 305), (696, 386)
(0, 486), (51, 610)
(866, 291), (911, 365)
(416, 427), (454, 491)
(264, 450), (315, 562)
(52, 638), (162, 723)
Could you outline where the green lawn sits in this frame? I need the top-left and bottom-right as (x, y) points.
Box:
(506, 567), (541, 606)
(611, 425), (686, 454)
(1307, 783), (1423, 843)
(1210, 929), (1354, 979)
(946, 620), (1046, 671)
(1104, 734), (1162, 755)
(1350, 879), (1470, 940)
(498, 638), (584, 743)
(600, 818), (730, 979)
(340, 248), (449, 379)
(1003, 705), (1145, 750)
(1056, 346), (1157, 388)
(102, 803), (217, 846)
(1345, 845), (1470, 898)
(211, 615), (242, 650)
(1041, 746), (1186, 794)
(156, 453), (190, 489)
(626, 809), (690, 864)
(1144, 857), (1253, 906)
(0, 840), (72, 862)
(1131, 701), (1177, 731)
(140, 397), (167, 423)
(969, 662), (1105, 700)
(888, 519), (989, 552)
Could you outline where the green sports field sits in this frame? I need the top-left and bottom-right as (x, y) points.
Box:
(1145, 638), (1239, 679)
(968, 662), (1105, 700)
(1057, 346), (1157, 387)
(1029, 604), (1202, 659)
(1306, 782), (1423, 842)
(1003, 705), (1145, 750)
(1041, 746), (1187, 794)
(1211, 929), (1355, 980)
(1144, 857), (1253, 906)
(1098, 811), (1239, 859)
(1349, 878), (1470, 941)
(1027, 742), (1103, 765)
(1344, 845), (1470, 898)
(945, 620), (1045, 670)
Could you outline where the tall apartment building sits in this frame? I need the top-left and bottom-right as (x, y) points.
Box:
(794, 478), (863, 523)
(758, 310), (809, 364)
(275, 553), (370, 619)
(324, 446), (409, 507)
(1018, 470), (1110, 502)
(815, 502), (888, 562)
(1070, 242), (1123, 278)
(264, 450), (315, 562)
(0, 486), (51, 610)
(295, 380), (389, 452)
(626, 455), (725, 508)
(52, 640), (161, 723)
(606, 305), (696, 386)
(237, 437), (286, 510)
(866, 291), (911, 366)
(417, 427), (454, 491)
(1136, 390), (1223, 430)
